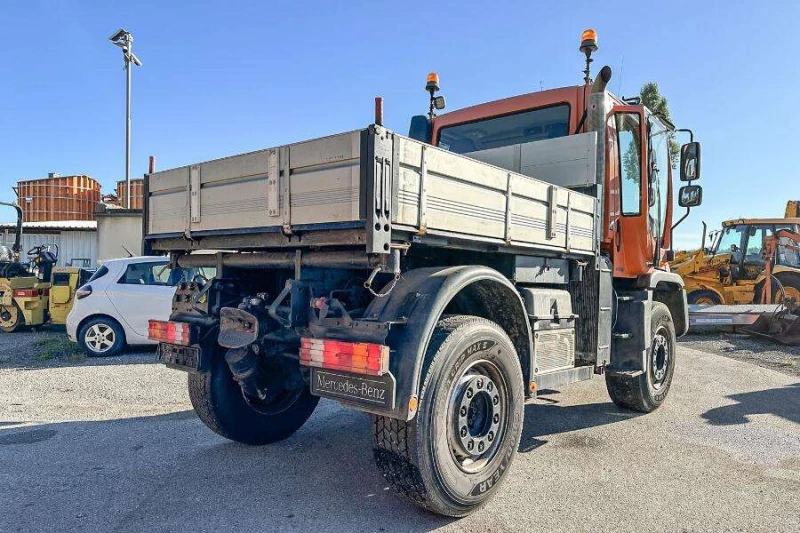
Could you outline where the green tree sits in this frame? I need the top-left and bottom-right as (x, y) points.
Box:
(639, 82), (680, 167)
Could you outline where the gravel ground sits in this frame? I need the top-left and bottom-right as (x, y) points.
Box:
(680, 330), (800, 377)
(0, 325), (156, 369)
(1, 343), (798, 533)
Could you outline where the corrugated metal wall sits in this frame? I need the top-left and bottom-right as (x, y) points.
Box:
(0, 231), (97, 268)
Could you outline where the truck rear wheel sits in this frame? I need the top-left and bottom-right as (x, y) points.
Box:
(606, 302), (675, 413)
(372, 315), (524, 517)
(188, 352), (319, 445)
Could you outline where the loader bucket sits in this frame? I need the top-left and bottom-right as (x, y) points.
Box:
(743, 310), (800, 345)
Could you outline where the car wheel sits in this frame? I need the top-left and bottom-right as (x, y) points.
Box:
(79, 317), (126, 357)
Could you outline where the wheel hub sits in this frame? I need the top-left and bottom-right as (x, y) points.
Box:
(651, 332), (669, 385)
(86, 324), (115, 353)
(452, 373), (502, 459)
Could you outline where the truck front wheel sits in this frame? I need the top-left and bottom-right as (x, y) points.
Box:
(606, 302), (676, 413)
(188, 352), (319, 445)
(372, 316), (524, 517)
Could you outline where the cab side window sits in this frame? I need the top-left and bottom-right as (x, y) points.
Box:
(744, 226), (769, 265)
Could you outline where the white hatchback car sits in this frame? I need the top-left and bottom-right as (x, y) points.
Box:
(66, 256), (212, 356)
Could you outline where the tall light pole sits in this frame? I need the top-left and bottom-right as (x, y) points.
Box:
(109, 29), (142, 209)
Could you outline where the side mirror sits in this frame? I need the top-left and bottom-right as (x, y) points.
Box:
(680, 141), (701, 181)
(408, 115), (432, 143)
(679, 184), (703, 208)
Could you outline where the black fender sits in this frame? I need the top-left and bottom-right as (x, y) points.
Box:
(644, 271), (688, 337)
(610, 270), (688, 376)
(365, 266), (532, 421)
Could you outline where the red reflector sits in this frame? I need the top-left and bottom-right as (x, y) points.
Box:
(148, 320), (192, 346)
(299, 338), (389, 376)
(12, 289), (41, 298)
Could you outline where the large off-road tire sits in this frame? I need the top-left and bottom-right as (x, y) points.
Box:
(0, 303), (25, 333)
(753, 272), (800, 304)
(188, 352), (319, 445)
(372, 315), (524, 517)
(606, 302), (676, 413)
(79, 317), (126, 357)
(687, 289), (722, 305)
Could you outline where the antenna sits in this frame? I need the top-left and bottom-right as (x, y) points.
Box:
(618, 55), (625, 94)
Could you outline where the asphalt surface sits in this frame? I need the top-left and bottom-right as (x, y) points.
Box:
(0, 342), (798, 532)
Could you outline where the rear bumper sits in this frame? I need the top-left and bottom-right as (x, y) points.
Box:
(65, 312), (79, 342)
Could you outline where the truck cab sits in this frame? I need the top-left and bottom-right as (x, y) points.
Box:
(414, 78), (699, 282)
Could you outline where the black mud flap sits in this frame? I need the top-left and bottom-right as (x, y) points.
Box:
(310, 368), (396, 414)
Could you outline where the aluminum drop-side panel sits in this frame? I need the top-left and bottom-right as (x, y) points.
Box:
(147, 130), (363, 236)
(395, 136), (597, 255)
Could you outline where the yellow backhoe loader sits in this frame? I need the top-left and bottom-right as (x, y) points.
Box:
(0, 202), (92, 332)
(669, 201), (800, 306)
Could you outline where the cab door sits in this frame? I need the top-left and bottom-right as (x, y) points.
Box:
(607, 105), (652, 277)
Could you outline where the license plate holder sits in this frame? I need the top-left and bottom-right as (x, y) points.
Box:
(310, 368), (395, 411)
(158, 343), (200, 372)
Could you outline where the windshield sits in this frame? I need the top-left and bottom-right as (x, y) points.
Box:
(438, 104), (570, 154)
(647, 115), (671, 242)
(715, 225), (745, 260)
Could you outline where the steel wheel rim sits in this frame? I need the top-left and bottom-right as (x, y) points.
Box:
(447, 359), (508, 474)
(85, 324), (115, 353)
(650, 329), (670, 390)
(777, 286), (800, 304)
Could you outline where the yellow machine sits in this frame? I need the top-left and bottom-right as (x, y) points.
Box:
(670, 201), (800, 305)
(0, 202), (90, 332)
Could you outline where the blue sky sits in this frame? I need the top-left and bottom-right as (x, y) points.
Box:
(1, 0), (797, 249)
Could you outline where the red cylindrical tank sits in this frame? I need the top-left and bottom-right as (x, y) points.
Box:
(16, 175), (101, 222)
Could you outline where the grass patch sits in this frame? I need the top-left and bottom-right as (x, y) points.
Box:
(33, 336), (85, 362)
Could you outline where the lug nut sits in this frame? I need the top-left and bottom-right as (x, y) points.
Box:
(492, 395), (499, 405)
(487, 382), (493, 391)
(460, 426), (467, 437)
(467, 440), (474, 450)
(488, 431), (494, 442)
(466, 388), (473, 399)
(476, 379), (483, 389)
(478, 442), (485, 452)
(460, 406), (467, 416)
(493, 413), (500, 423)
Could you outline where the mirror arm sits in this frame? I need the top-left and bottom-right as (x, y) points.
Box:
(674, 128), (694, 142)
(671, 206), (691, 232)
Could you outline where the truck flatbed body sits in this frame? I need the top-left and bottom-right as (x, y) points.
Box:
(145, 125), (598, 258)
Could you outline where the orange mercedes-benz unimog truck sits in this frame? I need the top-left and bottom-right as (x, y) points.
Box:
(144, 30), (702, 516)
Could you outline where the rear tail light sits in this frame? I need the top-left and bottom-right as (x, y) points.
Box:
(299, 338), (389, 376)
(76, 285), (92, 299)
(12, 288), (46, 298)
(148, 320), (193, 346)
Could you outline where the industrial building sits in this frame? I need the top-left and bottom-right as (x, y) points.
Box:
(0, 220), (97, 267)
(0, 173), (146, 268)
